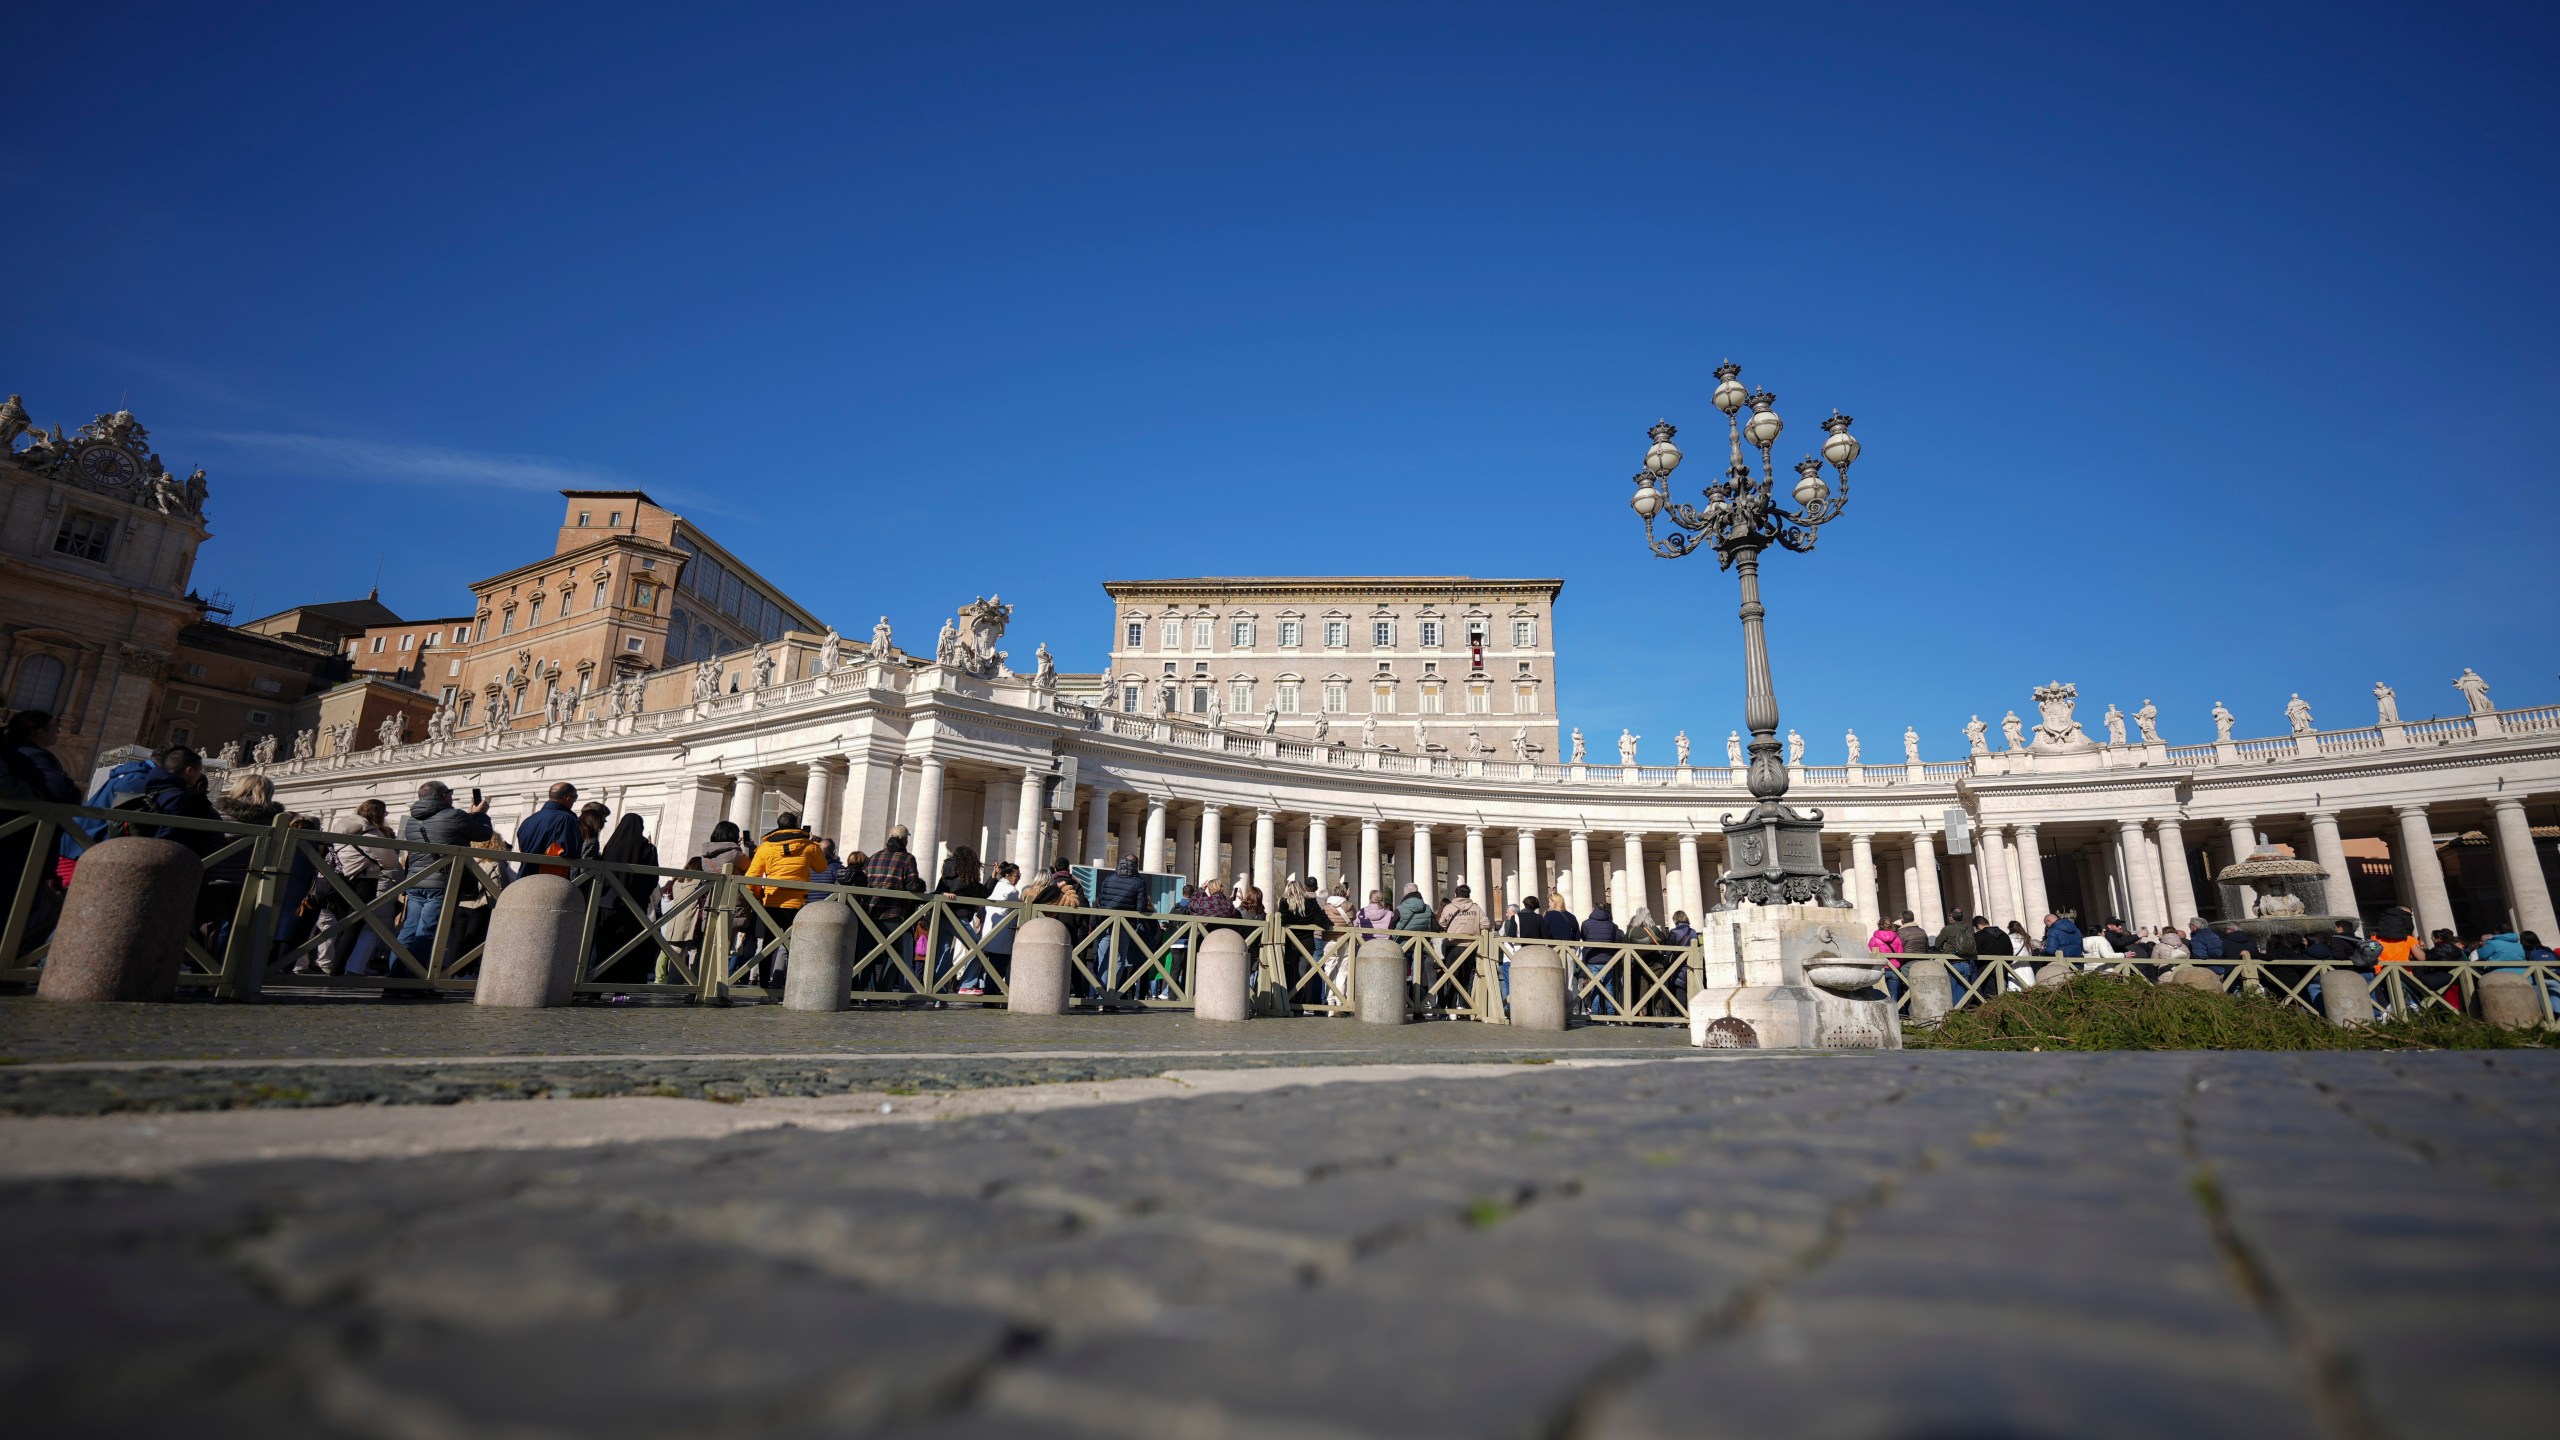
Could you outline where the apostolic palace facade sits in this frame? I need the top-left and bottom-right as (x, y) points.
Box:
(6, 394), (2557, 946)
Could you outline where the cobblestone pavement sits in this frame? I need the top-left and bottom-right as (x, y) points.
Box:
(5, 1049), (2554, 1438)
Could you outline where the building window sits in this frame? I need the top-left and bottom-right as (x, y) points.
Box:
(1190, 686), (1209, 715)
(1419, 620), (1441, 648)
(1513, 620), (1536, 648)
(1277, 681), (1301, 714)
(439, 686), (457, 705)
(458, 697), (472, 724)
(1420, 685), (1443, 714)
(399, 635), (415, 651)
(176, 695), (201, 714)
(1321, 682), (1348, 713)
(1122, 683), (1141, 713)
(246, 709), (273, 726)
(577, 511), (592, 526)
(528, 597), (543, 627)
(1125, 620), (1143, 649)
(1324, 620), (1348, 648)
(625, 636), (645, 653)
(185, 663), (207, 678)
(1468, 683), (1489, 713)
(253, 678), (282, 694)
(168, 725), (191, 746)
(1515, 684), (1539, 713)
(500, 609), (516, 636)
(1372, 682), (1396, 714)
(1228, 681), (1252, 713)
(370, 636), (386, 654)
(1278, 620), (1301, 648)
(1372, 620), (1396, 649)
(1230, 619), (1254, 648)
(1191, 618), (1212, 649)
(1160, 620), (1178, 650)
(1193, 661), (1208, 677)
(609, 510), (623, 526)
(448, 659), (461, 677)
(453, 625), (471, 644)
(53, 513), (114, 562)
(1467, 620), (1488, 647)
(1161, 660), (1176, 676)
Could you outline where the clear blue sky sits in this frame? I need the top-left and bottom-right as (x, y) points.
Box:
(6, 1), (2554, 759)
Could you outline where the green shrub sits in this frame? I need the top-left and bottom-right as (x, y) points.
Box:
(1905, 973), (2554, 1052)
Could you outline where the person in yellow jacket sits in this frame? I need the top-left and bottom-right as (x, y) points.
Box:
(743, 813), (824, 989)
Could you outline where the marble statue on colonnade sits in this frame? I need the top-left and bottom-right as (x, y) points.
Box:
(1034, 643), (1056, 690)
(2103, 704), (2127, 745)
(1965, 716), (1988, 755)
(2455, 667), (2493, 714)
(1904, 727), (1920, 764)
(291, 729), (315, 762)
(377, 712), (407, 748)
(1675, 731), (1690, 765)
(1361, 715), (1378, 749)
(1618, 729), (1640, 765)
(2286, 693), (2315, 735)
(329, 720), (356, 756)
(1786, 729), (1804, 764)
(816, 627), (842, 673)
(868, 616), (894, 660)
(2374, 682), (2398, 725)
(1843, 730), (1860, 765)
(1727, 730), (1743, 766)
(2136, 699), (2160, 742)
(1570, 728), (1586, 763)
(2212, 700), (2236, 742)
(2030, 682), (2092, 749)
(214, 740), (241, 768)
(2000, 711), (2025, 750)
(252, 734), (278, 765)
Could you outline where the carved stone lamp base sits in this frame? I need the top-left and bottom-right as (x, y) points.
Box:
(1716, 803), (1847, 909)
(1691, 902), (1903, 1051)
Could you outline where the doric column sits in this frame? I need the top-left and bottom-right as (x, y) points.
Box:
(801, 761), (841, 843)
(910, 756), (948, 875)
(1291, 819), (1312, 887)
(1014, 766), (1047, 872)
(727, 770), (765, 833)
(2490, 797), (2559, 939)
(2156, 816), (2200, 926)
(2012, 824), (2050, 924)
(1253, 809), (1277, 901)
(984, 776), (1020, 870)
(1141, 796), (1169, 873)
(1517, 829), (1541, 906)
(1175, 810), (1200, 881)
(1910, 828), (1945, 932)
(1621, 832), (1650, 918)
(1083, 787), (1112, 867)
(2224, 816), (2259, 913)
(2118, 818), (2166, 929)
(1849, 833), (1879, 930)
(1410, 821), (1435, 904)
(1569, 830), (1594, 915)
(1198, 805), (1224, 885)
(2303, 811), (2355, 923)
(1359, 818), (1382, 901)
(1678, 833), (1705, 924)
(2393, 804), (2456, 936)
(1465, 826), (1487, 903)
(1308, 815), (1331, 890)
(1976, 824), (2015, 926)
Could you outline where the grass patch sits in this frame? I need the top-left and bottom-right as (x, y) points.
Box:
(1511, 1057), (1555, 1066)
(246, 1083), (311, 1103)
(883, 1085), (920, 1096)
(1463, 1197), (1514, 1228)
(1906, 973), (2557, 1052)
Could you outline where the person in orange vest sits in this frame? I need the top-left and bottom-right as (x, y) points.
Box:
(744, 813), (824, 990)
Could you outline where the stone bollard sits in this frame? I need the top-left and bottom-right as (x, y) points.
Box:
(1508, 945), (1568, 1032)
(36, 837), (202, 1003)
(2164, 965), (2224, 992)
(781, 899), (857, 1012)
(1194, 929), (1250, 1021)
(475, 873), (582, 1008)
(1902, 958), (1951, 1027)
(1007, 916), (1071, 1015)
(2478, 972), (2543, 1030)
(2321, 968), (2373, 1028)
(1353, 937), (1409, 1025)
(2034, 959), (2078, 989)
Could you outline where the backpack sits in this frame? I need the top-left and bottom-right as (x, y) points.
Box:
(73, 761), (159, 844)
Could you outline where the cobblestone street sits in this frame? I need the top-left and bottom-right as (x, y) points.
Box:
(3, 1029), (2553, 1438)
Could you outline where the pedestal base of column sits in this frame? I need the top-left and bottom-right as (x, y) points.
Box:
(1692, 901), (1902, 1051)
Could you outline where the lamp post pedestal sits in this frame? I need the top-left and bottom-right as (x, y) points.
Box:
(1693, 901), (1900, 1051)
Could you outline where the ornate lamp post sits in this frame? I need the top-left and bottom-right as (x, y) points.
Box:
(1631, 360), (1861, 909)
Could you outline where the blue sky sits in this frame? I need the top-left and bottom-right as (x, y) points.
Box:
(6, 1), (2554, 759)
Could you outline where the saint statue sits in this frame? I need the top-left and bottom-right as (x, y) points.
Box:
(2211, 701), (2235, 742)
(1617, 728), (1640, 765)
(0, 393), (29, 451)
(752, 644), (777, 689)
(1510, 727), (1530, 761)
(1361, 714), (1379, 749)
(2135, 699), (2160, 743)
(1569, 728), (1586, 764)
(2453, 667), (2493, 715)
(377, 711), (408, 747)
(1844, 730), (1860, 766)
(869, 615), (894, 660)
(2103, 704), (2127, 746)
(936, 619), (959, 665)
(1313, 712), (1331, 742)
(816, 627), (843, 673)
(1263, 703), (1279, 734)
(2373, 682), (2398, 726)
(1675, 731), (1691, 766)
(214, 740), (242, 768)
(330, 720), (356, 756)
(1964, 716), (1988, 756)
(1466, 726), (1491, 756)
(2285, 693), (2314, 736)
(1903, 726), (1921, 764)
(1786, 729), (1805, 764)
(1034, 643), (1057, 689)
(252, 733), (279, 765)
(2000, 711), (2026, 751)
(692, 660), (720, 701)
(291, 729), (316, 761)
(1726, 730), (1743, 766)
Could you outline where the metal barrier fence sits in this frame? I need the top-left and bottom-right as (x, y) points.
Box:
(7, 799), (2553, 1026)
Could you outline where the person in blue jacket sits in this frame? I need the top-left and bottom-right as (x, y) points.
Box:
(515, 782), (583, 863)
(2040, 911), (2084, 958)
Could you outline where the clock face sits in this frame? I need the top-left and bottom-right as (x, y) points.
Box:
(74, 443), (142, 488)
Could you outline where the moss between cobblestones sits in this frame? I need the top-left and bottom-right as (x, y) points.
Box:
(1907, 973), (2557, 1051)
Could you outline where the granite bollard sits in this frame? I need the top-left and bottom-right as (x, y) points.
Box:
(1507, 944), (1568, 1031)
(475, 873), (582, 1008)
(1194, 928), (1249, 1021)
(2321, 967), (2372, 1028)
(2034, 959), (2078, 989)
(1353, 937), (1408, 1025)
(2165, 964), (2224, 992)
(1007, 916), (1071, 1015)
(781, 899), (856, 1011)
(1901, 958), (1951, 1027)
(2477, 971), (2543, 1030)
(35, 837), (201, 1003)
